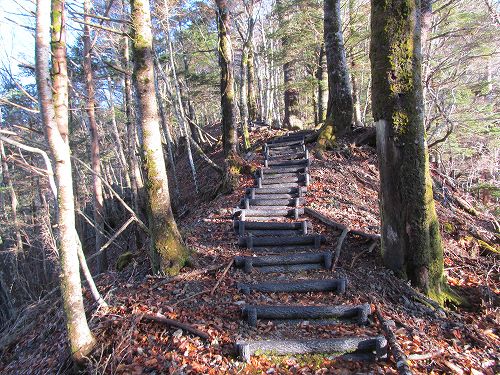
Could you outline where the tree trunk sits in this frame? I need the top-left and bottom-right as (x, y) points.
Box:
(320, 0), (353, 150)
(0, 138), (22, 253)
(36, 0), (95, 362)
(164, 8), (199, 193)
(247, 44), (258, 122)
(83, 0), (106, 272)
(216, 0), (239, 157)
(351, 64), (363, 127)
(130, 0), (189, 275)
(239, 43), (251, 150)
(277, 0), (304, 130)
(370, 0), (448, 303)
(107, 76), (131, 188)
(316, 44), (328, 124)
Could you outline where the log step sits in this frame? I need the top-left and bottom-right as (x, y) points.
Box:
(265, 149), (309, 161)
(257, 171), (307, 180)
(237, 278), (347, 294)
(236, 336), (387, 363)
(269, 134), (305, 144)
(246, 186), (306, 196)
(234, 208), (304, 220)
(256, 176), (309, 188)
(258, 166), (308, 175)
(264, 158), (310, 168)
(256, 181), (308, 189)
(240, 198), (305, 208)
(245, 193), (298, 200)
(251, 245), (325, 253)
(241, 303), (371, 326)
(238, 234), (325, 248)
(234, 252), (331, 273)
(265, 140), (304, 149)
(233, 220), (309, 231)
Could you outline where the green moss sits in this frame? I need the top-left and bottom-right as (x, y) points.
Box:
(477, 239), (500, 254)
(443, 222), (455, 233)
(316, 119), (336, 151)
(116, 252), (134, 271)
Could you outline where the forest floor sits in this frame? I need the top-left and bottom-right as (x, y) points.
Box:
(0, 127), (498, 374)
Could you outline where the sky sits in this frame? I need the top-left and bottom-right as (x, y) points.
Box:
(0, 0), (36, 79)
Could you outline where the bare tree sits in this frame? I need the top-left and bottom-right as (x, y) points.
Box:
(130, 0), (189, 275)
(36, 0), (95, 362)
(83, 0), (106, 272)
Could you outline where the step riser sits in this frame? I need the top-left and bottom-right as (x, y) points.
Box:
(265, 140), (304, 149)
(256, 181), (308, 189)
(237, 278), (347, 294)
(246, 187), (306, 195)
(233, 220), (309, 231)
(238, 234), (325, 248)
(234, 252), (331, 273)
(241, 304), (371, 326)
(235, 208), (305, 219)
(259, 167), (308, 175)
(238, 229), (304, 237)
(236, 336), (387, 363)
(264, 159), (310, 168)
(240, 198), (304, 208)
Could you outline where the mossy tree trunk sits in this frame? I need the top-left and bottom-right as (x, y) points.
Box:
(319, 0), (353, 149)
(36, 0), (95, 362)
(130, 0), (189, 275)
(316, 44), (328, 124)
(216, 0), (239, 158)
(247, 44), (258, 122)
(239, 43), (251, 151)
(370, 0), (448, 303)
(83, 0), (106, 272)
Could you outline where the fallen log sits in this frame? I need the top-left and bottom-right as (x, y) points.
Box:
(372, 301), (413, 375)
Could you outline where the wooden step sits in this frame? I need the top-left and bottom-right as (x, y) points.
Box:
(238, 234), (325, 248)
(258, 166), (309, 176)
(240, 197), (305, 208)
(264, 158), (310, 168)
(234, 208), (304, 220)
(265, 149), (309, 161)
(269, 134), (305, 144)
(257, 175), (310, 187)
(265, 139), (304, 149)
(234, 252), (331, 273)
(246, 186), (306, 196)
(241, 303), (371, 326)
(233, 220), (309, 231)
(236, 336), (387, 363)
(255, 180), (307, 189)
(237, 278), (347, 294)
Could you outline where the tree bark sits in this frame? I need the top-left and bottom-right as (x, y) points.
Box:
(36, 0), (95, 362)
(130, 0), (189, 275)
(107, 76), (131, 189)
(247, 44), (258, 122)
(239, 43), (251, 150)
(320, 0), (354, 149)
(370, 0), (448, 302)
(316, 44), (328, 124)
(0, 138), (22, 253)
(83, 0), (106, 272)
(216, 0), (239, 157)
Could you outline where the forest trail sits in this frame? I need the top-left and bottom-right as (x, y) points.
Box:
(231, 132), (387, 363)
